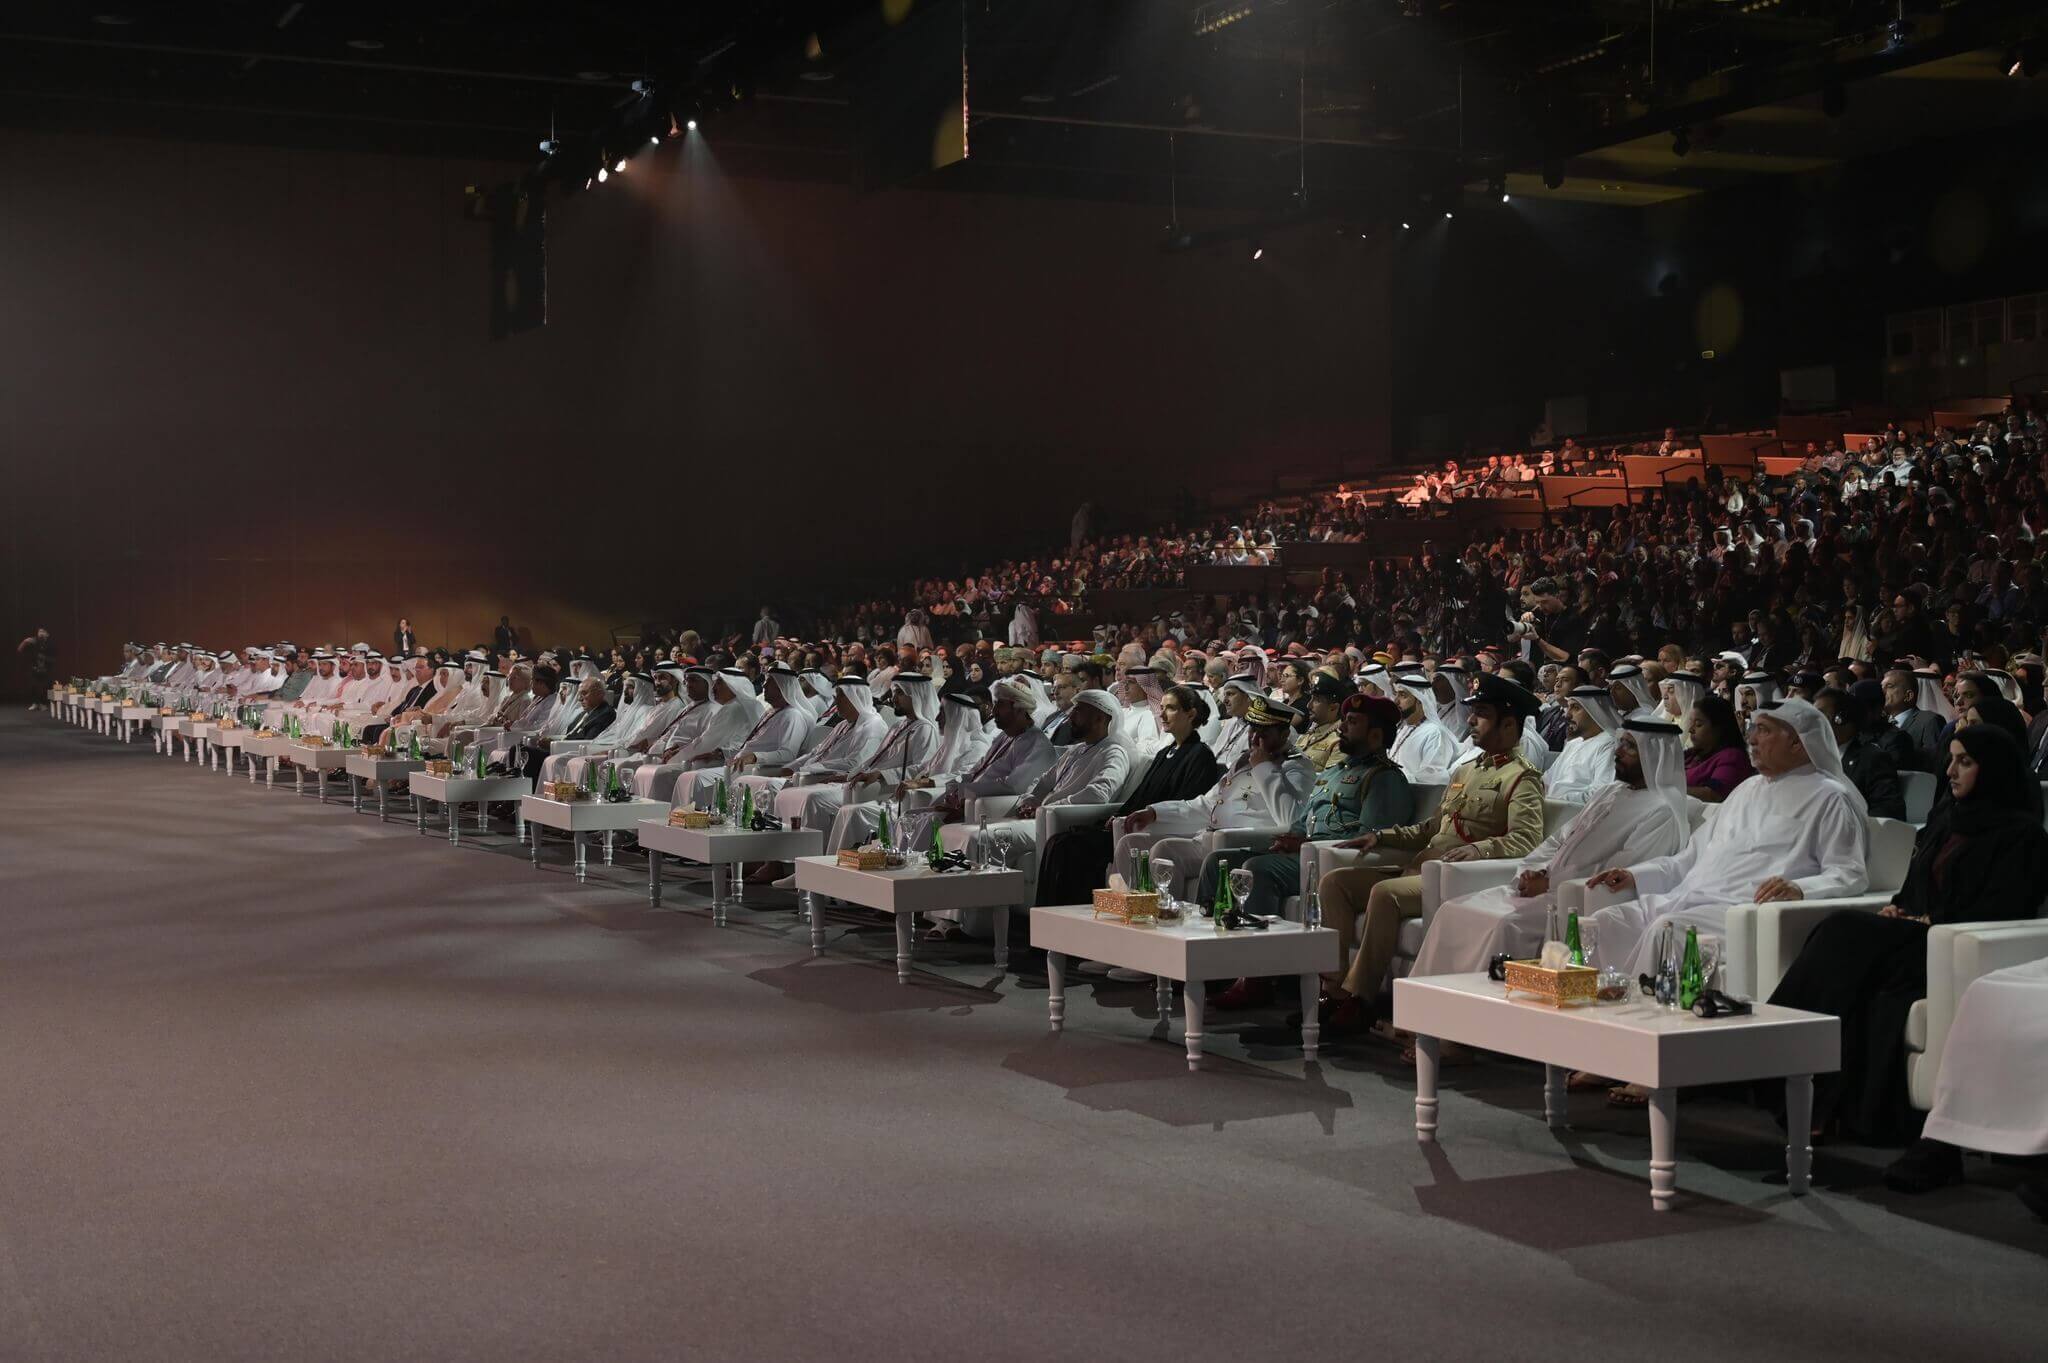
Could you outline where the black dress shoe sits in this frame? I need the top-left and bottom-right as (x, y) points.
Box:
(1883, 1138), (1965, 1194)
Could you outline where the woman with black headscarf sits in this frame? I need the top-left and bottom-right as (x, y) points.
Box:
(1768, 724), (2048, 1143)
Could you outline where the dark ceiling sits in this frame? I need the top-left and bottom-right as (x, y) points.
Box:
(3, 1), (2045, 217)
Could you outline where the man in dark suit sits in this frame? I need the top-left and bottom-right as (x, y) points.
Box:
(362, 656), (438, 747)
(1815, 686), (1905, 820)
(494, 615), (516, 659)
(522, 677), (614, 784)
(393, 617), (418, 658)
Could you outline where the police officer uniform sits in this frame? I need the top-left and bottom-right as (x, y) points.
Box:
(1318, 674), (1547, 1016)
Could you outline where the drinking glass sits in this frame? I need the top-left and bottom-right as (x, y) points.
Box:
(1228, 866), (1255, 922)
(1150, 858), (1176, 915)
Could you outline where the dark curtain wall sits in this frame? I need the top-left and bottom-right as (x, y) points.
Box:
(1395, 117), (2048, 456)
(1, 128), (1391, 686)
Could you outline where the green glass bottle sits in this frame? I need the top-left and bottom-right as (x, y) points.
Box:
(928, 819), (944, 869)
(476, 744), (487, 777)
(876, 805), (890, 848)
(1212, 858), (1231, 926)
(1679, 925), (1704, 1010)
(409, 730), (421, 760)
(1565, 911), (1584, 967)
(1136, 850), (1152, 894)
(741, 784), (754, 826)
(716, 777), (728, 817)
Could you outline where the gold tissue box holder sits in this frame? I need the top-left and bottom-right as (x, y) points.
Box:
(667, 809), (716, 828)
(1501, 960), (1599, 1007)
(1091, 888), (1161, 925)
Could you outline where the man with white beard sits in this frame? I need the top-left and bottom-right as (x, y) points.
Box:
(1543, 685), (1623, 804)
(1583, 698), (1867, 980)
(1387, 672), (1458, 785)
(484, 662), (562, 770)
(1411, 720), (1689, 991)
(900, 676), (1057, 853)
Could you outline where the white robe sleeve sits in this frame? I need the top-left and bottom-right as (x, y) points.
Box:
(1249, 756), (1313, 830)
(1789, 792), (1870, 900)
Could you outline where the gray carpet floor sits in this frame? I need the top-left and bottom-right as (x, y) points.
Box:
(2, 708), (2042, 1362)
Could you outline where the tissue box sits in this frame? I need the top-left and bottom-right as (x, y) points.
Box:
(667, 809), (716, 828)
(545, 780), (585, 802)
(1091, 888), (1161, 925)
(1501, 960), (1598, 1007)
(836, 848), (888, 870)
(425, 759), (454, 776)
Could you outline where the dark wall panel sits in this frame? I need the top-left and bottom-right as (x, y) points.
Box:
(2, 127), (1391, 686)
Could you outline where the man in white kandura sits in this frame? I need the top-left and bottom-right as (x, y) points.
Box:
(823, 688), (992, 855)
(901, 677), (1057, 852)
(929, 687), (1128, 937)
(1583, 698), (1867, 980)
(1411, 719), (1689, 986)
(762, 676), (894, 836)
(1388, 672), (1458, 785)
(623, 667), (720, 800)
(1542, 684), (1623, 804)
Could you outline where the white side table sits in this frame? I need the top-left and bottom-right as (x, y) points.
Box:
(344, 753), (425, 820)
(637, 821), (824, 924)
(520, 795), (667, 880)
(1030, 906), (1340, 1068)
(790, 855), (1026, 980)
(412, 772), (535, 846)
(242, 733), (293, 786)
(1393, 972), (1840, 1212)
(285, 743), (351, 801)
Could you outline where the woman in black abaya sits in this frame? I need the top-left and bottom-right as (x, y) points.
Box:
(1768, 724), (2048, 1143)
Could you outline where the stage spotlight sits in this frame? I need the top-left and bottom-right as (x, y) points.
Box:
(687, 118), (698, 131)
(538, 138), (559, 155)
(2009, 41), (2040, 78)
(614, 158), (627, 173)
(1250, 241), (1264, 261)
(631, 79), (653, 96)
(1444, 210), (1453, 220)
(1502, 193), (1511, 203)
(1401, 221), (1411, 230)
(597, 167), (608, 182)
(1884, 18), (1913, 53)
(1672, 126), (1691, 157)
(649, 135), (660, 146)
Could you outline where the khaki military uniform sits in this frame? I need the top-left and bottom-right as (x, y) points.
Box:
(1318, 749), (1545, 999)
(1299, 719), (1342, 772)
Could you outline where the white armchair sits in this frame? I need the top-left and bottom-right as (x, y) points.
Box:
(1562, 815), (1917, 999)
(1277, 781), (1450, 922)
(1909, 919), (2048, 1109)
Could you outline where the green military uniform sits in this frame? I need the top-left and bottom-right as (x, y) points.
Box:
(1299, 719), (1342, 772)
(1323, 748), (1545, 996)
(1194, 751), (1415, 919)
